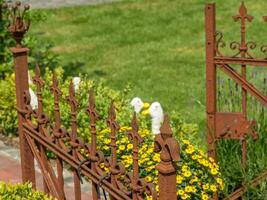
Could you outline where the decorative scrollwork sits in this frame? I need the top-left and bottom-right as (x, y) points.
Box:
(245, 41), (256, 58)
(17, 90), (33, 120)
(229, 41), (241, 57)
(215, 31), (226, 57)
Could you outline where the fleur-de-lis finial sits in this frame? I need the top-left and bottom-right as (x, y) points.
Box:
(87, 89), (100, 120)
(129, 113), (143, 143)
(233, 2), (253, 23)
(66, 81), (78, 110)
(160, 114), (173, 138)
(32, 64), (44, 89)
(107, 101), (120, 131)
(2, 1), (30, 47)
(51, 73), (62, 96)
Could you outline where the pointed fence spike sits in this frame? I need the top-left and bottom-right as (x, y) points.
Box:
(89, 89), (95, 109)
(160, 114), (173, 136)
(52, 73), (59, 87)
(69, 81), (75, 97)
(108, 101), (116, 121)
(131, 112), (138, 132)
(35, 63), (41, 77)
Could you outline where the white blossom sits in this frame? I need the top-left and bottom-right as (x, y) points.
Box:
(130, 97), (144, 113)
(28, 71), (33, 84)
(73, 77), (81, 91)
(27, 71), (38, 109)
(149, 102), (164, 135)
(29, 88), (38, 109)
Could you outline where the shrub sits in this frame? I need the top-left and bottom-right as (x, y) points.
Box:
(0, 182), (54, 199)
(0, 73), (17, 135)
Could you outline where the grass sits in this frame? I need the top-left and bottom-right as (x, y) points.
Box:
(26, 0), (265, 134)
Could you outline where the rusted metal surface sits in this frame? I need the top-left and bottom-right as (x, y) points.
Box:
(205, 2), (267, 200)
(51, 73), (65, 199)
(215, 112), (257, 140)
(4, 1), (36, 188)
(86, 90), (100, 200)
(66, 81), (82, 200)
(205, 3), (217, 159)
(154, 114), (180, 200)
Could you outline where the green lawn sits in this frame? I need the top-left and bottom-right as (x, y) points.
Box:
(29, 0), (267, 134)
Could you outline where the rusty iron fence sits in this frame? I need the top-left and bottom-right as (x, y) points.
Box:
(205, 2), (267, 200)
(2, 1), (182, 200)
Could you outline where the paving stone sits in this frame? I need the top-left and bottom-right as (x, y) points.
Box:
(0, 141), (93, 199)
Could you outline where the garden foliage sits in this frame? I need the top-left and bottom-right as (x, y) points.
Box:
(0, 182), (54, 200)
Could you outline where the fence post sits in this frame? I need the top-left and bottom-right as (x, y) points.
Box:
(154, 114), (180, 200)
(4, 2), (36, 187)
(205, 3), (217, 159)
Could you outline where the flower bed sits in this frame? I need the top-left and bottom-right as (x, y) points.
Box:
(0, 67), (224, 199)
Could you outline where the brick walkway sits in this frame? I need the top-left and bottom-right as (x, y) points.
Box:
(0, 141), (93, 199)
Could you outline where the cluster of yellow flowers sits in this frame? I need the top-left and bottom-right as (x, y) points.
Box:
(95, 125), (224, 200)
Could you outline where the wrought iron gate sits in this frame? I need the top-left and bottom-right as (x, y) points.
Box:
(205, 3), (267, 200)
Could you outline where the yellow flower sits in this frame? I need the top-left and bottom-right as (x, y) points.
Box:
(183, 170), (192, 178)
(147, 161), (153, 166)
(211, 168), (218, 175)
(177, 189), (185, 196)
(103, 146), (109, 150)
(189, 176), (199, 184)
(104, 138), (111, 144)
(185, 145), (195, 154)
(216, 178), (223, 185)
(155, 185), (159, 192)
(141, 109), (149, 116)
(199, 150), (205, 156)
(201, 193), (209, 200)
(203, 184), (209, 190)
(145, 176), (152, 182)
(182, 139), (190, 145)
(100, 163), (105, 168)
(127, 144), (133, 149)
(185, 186), (193, 193)
(143, 102), (150, 109)
(182, 165), (189, 172)
(152, 154), (160, 162)
(181, 194), (190, 199)
(216, 178), (224, 189)
(176, 175), (184, 184)
(119, 145), (125, 151)
(210, 184), (217, 192)
(208, 157), (215, 163)
(121, 138), (127, 143)
(146, 196), (152, 200)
